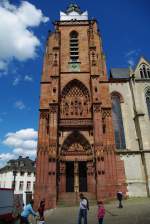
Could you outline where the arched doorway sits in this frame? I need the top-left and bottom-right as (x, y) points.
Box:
(58, 131), (95, 196)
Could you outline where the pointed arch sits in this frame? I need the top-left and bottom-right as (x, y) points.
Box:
(61, 131), (92, 155)
(61, 79), (91, 118)
(62, 79), (90, 98)
(111, 92), (126, 149)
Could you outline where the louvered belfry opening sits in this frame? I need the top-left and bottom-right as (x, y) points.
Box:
(70, 31), (79, 62)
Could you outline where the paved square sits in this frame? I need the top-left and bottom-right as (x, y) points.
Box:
(31, 198), (150, 224)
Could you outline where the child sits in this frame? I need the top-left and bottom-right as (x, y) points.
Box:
(97, 201), (105, 224)
(38, 199), (45, 224)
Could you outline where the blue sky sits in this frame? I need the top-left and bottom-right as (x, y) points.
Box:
(0, 0), (150, 166)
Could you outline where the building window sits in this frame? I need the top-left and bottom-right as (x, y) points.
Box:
(27, 172), (31, 176)
(20, 171), (24, 176)
(140, 64), (150, 79)
(148, 69), (150, 78)
(33, 182), (35, 190)
(140, 69), (144, 78)
(112, 94), (126, 149)
(19, 181), (24, 191)
(26, 181), (31, 191)
(145, 89), (150, 118)
(70, 31), (79, 62)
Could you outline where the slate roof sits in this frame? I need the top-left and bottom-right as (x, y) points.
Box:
(110, 68), (130, 79)
(0, 156), (35, 174)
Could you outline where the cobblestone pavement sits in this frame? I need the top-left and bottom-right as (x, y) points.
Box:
(31, 198), (150, 224)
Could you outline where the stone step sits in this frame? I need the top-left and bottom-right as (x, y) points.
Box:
(57, 192), (97, 207)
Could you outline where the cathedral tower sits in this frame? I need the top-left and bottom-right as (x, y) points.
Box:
(34, 4), (126, 209)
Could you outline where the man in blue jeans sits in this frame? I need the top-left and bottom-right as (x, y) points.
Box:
(78, 193), (88, 224)
(21, 199), (37, 223)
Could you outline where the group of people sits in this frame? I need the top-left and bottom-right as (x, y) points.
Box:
(19, 191), (123, 224)
(20, 198), (45, 224)
(78, 191), (123, 224)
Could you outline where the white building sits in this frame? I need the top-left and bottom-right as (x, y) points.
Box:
(109, 57), (150, 197)
(0, 156), (35, 205)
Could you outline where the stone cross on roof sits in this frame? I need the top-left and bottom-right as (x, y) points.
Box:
(66, 3), (82, 14)
(60, 4), (88, 21)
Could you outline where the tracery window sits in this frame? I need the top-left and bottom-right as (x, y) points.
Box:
(70, 31), (79, 62)
(112, 94), (126, 149)
(145, 89), (150, 118)
(140, 64), (150, 79)
(61, 80), (90, 118)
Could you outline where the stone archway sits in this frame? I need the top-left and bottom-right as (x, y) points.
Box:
(58, 131), (96, 199)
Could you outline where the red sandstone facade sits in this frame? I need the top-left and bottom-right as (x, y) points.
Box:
(34, 9), (127, 209)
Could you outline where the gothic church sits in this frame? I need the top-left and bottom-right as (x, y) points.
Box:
(34, 4), (150, 209)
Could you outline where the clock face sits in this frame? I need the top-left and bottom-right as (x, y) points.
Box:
(69, 63), (80, 72)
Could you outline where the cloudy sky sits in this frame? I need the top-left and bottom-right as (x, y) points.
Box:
(0, 0), (150, 167)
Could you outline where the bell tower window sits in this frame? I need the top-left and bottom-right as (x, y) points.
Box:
(70, 31), (79, 62)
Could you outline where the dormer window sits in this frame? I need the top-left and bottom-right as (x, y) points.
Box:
(140, 64), (150, 79)
(70, 31), (79, 62)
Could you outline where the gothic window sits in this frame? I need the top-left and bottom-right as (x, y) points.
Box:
(70, 31), (79, 62)
(148, 69), (150, 78)
(140, 69), (144, 78)
(139, 64), (150, 79)
(145, 89), (150, 118)
(61, 80), (90, 118)
(112, 94), (126, 149)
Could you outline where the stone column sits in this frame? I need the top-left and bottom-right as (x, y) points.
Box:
(34, 110), (49, 209)
(59, 161), (66, 193)
(93, 103), (105, 200)
(74, 160), (79, 193)
(47, 103), (58, 208)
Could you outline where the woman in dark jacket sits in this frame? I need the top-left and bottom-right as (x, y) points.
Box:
(38, 199), (45, 222)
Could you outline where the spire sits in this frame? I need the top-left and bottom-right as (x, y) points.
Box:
(60, 4), (88, 21)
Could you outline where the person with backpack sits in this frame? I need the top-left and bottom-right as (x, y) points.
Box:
(78, 193), (89, 224)
(117, 191), (123, 208)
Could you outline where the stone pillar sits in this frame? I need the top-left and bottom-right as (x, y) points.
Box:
(34, 110), (49, 209)
(47, 103), (58, 208)
(93, 103), (105, 200)
(87, 161), (96, 194)
(59, 161), (66, 193)
(74, 160), (79, 193)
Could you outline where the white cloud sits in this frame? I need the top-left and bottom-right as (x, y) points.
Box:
(0, 153), (16, 167)
(0, 128), (37, 167)
(125, 49), (141, 67)
(13, 76), (21, 86)
(0, 1), (49, 71)
(128, 59), (135, 67)
(14, 100), (26, 110)
(24, 75), (33, 82)
(6, 128), (37, 140)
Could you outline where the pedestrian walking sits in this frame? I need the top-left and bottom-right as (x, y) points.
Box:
(78, 193), (88, 224)
(97, 201), (105, 224)
(20, 199), (37, 224)
(117, 191), (123, 208)
(38, 199), (45, 224)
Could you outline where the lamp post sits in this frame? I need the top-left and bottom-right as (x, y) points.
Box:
(13, 170), (17, 194)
